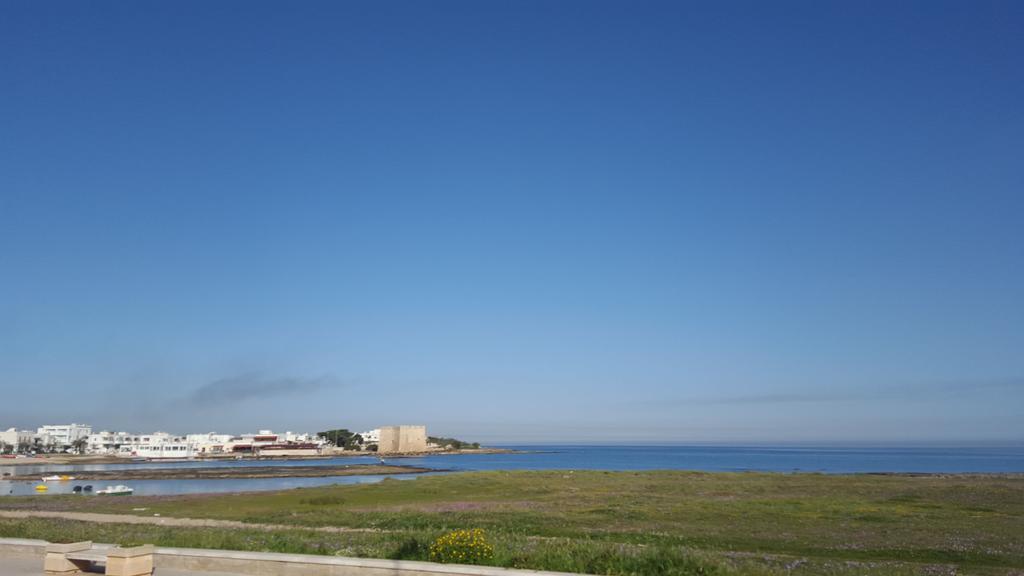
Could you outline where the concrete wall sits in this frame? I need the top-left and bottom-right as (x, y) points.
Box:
(0, 538), (583, 576)
(0, 537), (47, 558)
(378, 425), (427, 453)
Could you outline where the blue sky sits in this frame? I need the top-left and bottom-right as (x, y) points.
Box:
(1, 1), (1022, 443)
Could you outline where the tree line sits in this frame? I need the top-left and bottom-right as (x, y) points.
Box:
(0, 437), (89, 454)
(428, 436), (480, 450)
(313, 429), (480, 451)
(316, 429), (369, 451)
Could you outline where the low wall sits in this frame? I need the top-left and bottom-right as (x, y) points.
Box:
(0, 538), (581, 576)
(0, 537), (48, 558)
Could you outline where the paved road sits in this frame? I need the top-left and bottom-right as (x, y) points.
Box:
(0, 555), (246, 576)
(0, 510), (376, 533)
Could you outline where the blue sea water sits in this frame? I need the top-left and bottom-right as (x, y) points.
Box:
(2, 444), (1021, 496)
(397, 444), (1024, 475)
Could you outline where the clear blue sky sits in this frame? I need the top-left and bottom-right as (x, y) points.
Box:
(2, 1), (1022, 443)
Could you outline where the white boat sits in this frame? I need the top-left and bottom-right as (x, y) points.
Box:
(96, 485), (134, 496)
(41, 475), (75, 482)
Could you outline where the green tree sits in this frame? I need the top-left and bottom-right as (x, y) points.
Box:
(71, 437), (89, 455)
(428, 436), (478, 450)
(316, 429), (364, 450)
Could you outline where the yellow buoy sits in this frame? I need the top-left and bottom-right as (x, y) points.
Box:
(34, 485), (48, 492)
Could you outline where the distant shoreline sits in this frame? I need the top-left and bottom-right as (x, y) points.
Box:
(0, 447), (525, 467)
(6, 463), (433, 481)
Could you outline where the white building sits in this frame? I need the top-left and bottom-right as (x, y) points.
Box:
(36, 423), (92, 449)
(116, 432), (194, 459)
(86, 431), (134, 454)
(358, 429), (380, 444)
(186, 432), (235, 455)
(219, 430), (326, 455)
(0, 428), (35, 452)
(283, 431), (318, 443)
(10, 424), (327, 459)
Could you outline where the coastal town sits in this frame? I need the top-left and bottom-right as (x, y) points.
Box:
(2, 1), (1020, 575)
(0, 423), (477, 459)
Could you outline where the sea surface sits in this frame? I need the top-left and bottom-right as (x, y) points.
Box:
(2, 444), (1021, 497)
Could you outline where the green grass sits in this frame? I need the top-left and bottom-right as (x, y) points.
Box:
(2, 470), (1022, 575)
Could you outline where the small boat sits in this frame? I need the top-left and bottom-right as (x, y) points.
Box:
(72, 485), (83, 493)
(96, 485), (133, 496)
(83, 485), (93, 492)
(34, 484), (48, 492)
(41, 475), (75, 482)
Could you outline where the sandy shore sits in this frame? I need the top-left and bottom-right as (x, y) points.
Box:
(0, 455), (126, 466)
(0, 447), (521, 467)
(5, 464), (433, 481)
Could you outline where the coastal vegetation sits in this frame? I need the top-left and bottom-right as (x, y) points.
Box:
(429, 528), (495, 565)
(1, 470), (1021, 575)
(427, 436), (481, 450)
(316, 429), (364, 450)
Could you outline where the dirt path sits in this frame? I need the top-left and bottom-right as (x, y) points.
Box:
(0, 509), (378, 533)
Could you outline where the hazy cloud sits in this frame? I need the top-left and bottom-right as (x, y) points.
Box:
(187, 373), (343, 405)
(673, 378), (1024, 406)
(691, 392), (855, 405)
(952, 378), (1024, 392)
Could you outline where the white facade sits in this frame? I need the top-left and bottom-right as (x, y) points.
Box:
(36, 423), (92, 449)
(86, 431), (134, 454)
(122, 441), (194, 459)
(359, 429), (380, 444)
(117, 432), (194, 458)
(186, 432), (235, 455)
(0, 428), (35, 452)
(283, 431), (318, 443)
(220, 430), (327, 454)
(13, 423), (326, 458)
(235, 430), (321, 446)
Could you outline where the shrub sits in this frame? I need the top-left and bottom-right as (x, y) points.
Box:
(390, 537), (429, 560)
(428, 529), (494, 565)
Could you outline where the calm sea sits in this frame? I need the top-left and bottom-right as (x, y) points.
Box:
(2, 444), (1021, 496)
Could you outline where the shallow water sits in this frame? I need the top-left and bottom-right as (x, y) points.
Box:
(0, 472), (426, 496)
(2, 444), (1021, 497)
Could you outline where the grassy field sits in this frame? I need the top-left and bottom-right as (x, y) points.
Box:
(2, 470), (1022, 575)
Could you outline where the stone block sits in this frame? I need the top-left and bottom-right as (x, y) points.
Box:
(45, 541), (93, 554)
(44, 541), (93, 574)
(106, 545), (154, 576)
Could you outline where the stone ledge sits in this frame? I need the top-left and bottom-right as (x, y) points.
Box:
(0, 537), (49, 548)
(1, 539), (585, 576)
(155, 547), (579, 575)
(0, 538), (49, 558)
(45, 541), (92, 554)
